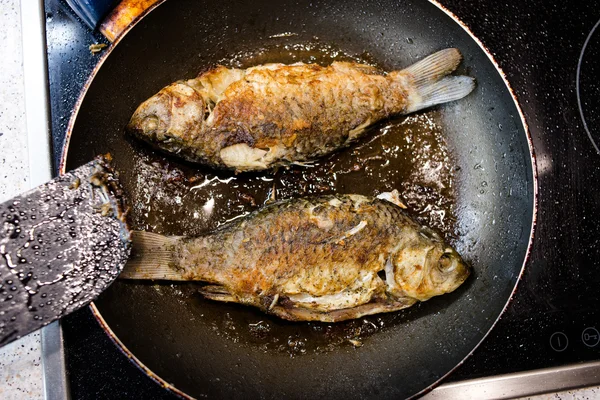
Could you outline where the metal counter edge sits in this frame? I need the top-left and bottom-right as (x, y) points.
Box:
(20, 1), (70, 399)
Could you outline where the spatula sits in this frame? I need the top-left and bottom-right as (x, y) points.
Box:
(0, 156), (130, 347)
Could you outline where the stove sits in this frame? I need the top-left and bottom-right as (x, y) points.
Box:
(41, 0), (600, 398)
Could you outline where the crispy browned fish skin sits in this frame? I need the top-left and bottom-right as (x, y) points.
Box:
(122, 194), (470, 322)
(127, 49), (475, 171)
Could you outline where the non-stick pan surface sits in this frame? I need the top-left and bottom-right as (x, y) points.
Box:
(63, 0), (535, 398)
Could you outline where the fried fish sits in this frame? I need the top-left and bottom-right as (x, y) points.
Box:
(121, 192), (470, 322)
(127, 48), (475, 172)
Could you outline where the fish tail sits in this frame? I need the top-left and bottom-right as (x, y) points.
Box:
(120, 231), (185, 280)
(398, 48), (476, 113)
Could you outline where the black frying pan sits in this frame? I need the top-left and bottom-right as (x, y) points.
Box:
(62, 0), (536, 398)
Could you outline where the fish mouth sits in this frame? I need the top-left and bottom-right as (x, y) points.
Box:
(126, 116), (184, 161)
(139, 115), (161, 133)
(126, 89), (175, 142)
(126, 114), (159, 140)
(127, 111), (176, 149)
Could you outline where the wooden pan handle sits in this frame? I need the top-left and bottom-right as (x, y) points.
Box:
(99, 0), (162, 42)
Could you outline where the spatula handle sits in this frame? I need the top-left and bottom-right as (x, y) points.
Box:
(65, 0), (163, 42)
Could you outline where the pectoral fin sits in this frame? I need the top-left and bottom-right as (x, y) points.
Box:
(269, 297), (417, 323)
(198, 285), (237, 302)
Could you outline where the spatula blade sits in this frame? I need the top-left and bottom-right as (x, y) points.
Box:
(0, 156), (130, 346)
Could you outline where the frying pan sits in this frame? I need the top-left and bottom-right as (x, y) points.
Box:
(61, 0), (536, 398)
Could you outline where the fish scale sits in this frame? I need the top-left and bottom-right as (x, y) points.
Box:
(127, 48), (475, 172)
(122, 193), (469, 322)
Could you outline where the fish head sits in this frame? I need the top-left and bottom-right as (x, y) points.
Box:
(391, 226), (470, 301)
(127, 81), (206, 155)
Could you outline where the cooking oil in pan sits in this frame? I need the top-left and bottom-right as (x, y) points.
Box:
(120, 42), (458, 356)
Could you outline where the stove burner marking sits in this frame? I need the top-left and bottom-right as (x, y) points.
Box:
(576, 18), (600, 155)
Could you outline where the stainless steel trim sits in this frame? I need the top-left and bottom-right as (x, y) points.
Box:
(20, 1), (69, 400)
(40, 322), (70, 400)
(21, 0), (52, 187)
(424, 361), (600, 399)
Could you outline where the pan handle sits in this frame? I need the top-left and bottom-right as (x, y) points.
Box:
(65, 0), (162, 42)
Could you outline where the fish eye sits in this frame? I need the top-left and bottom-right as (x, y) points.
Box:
(141, 115), (160, 132)
(438, 252), (456, 272)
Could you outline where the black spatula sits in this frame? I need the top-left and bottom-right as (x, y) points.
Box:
(0, 156), (130, 347)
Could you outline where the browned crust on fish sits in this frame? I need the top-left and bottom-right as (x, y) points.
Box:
(210, 63), (407, 151)
(171, 194), (469, 321)
(179, 196), (400, 292)
(128, 62), (411, 170)
(121, 193), (470, 322)
(127, 48), (476, 171)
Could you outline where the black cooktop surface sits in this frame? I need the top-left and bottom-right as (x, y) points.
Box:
(44, 0), (600, 398)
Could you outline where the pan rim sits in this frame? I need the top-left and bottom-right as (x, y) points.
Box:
(413, 1), (538, 398)
(59, 0), (538, 398)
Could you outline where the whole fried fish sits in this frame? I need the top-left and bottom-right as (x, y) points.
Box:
(121, 192), (470, 322)
(127, 48), (475, 172)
